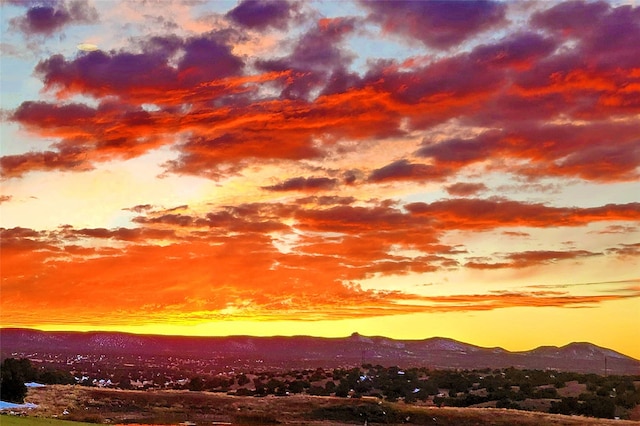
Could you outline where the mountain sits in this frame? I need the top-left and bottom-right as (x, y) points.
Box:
(1, 328), (638, 375)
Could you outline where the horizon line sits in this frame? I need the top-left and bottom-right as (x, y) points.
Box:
(2, 326), (637, 361)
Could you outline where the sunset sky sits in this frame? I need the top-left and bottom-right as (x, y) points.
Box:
(1, 0), (639, 359)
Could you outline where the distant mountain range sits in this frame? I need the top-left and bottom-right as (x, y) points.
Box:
(1, 328), (638, 375)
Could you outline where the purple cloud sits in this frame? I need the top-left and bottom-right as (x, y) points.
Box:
(227, 0), (299, 31)
(361, 0), (506, 49)
(33, 33), (243, 102)
(10, 0), (98, 36)
(256, 17), (356, 99)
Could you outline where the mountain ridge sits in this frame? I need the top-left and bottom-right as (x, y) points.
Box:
(1, 328), (638, 375)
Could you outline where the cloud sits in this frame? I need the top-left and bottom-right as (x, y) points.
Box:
(605, 243), (640, 258)
(5, 1), (638, 182)
(368, 160), (451, 183)
(417, 122), (640, 182)
(2, 101), (173, 177)
(3, 186), (640, 326)
(0, 1), (640, 191)
(263, 176), (338, 192)
(256, 17), (357, 100)
(0, 195), (13, 203)
(69, 227), (177, 242)
(2, 220), (637, 326)
(226, 0), (300, 31)
(531, 0), (610, 36)
(502, 231), (531, 238)
(465, 249), (600, 269)
(0, 150), (94, 177)
(445, 182), (487, 196)
(360, 0), (507, 49)
(593, 225), (638, 235)
(34, 33), (244, 103)
(406, 199), (640, 230)
(10, 0), (98, 36)
(123, 204), (154, 213)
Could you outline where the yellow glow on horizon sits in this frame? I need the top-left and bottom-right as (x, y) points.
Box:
(23, 297), (639, 360)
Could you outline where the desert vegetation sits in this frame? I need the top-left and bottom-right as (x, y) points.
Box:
(3, 358), (640, 423)
(175, 364), (640, 420)
(4, 384), (640, 426)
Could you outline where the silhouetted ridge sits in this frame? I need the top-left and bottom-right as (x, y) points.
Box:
(1, 328), (638, 375)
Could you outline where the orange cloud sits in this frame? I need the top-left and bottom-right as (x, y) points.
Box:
(3, 192), (640, 327)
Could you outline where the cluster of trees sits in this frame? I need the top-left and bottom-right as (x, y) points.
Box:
(549, 375), (640, 419)
(1, 358), (74, 403)
(181, 365), (639, 420)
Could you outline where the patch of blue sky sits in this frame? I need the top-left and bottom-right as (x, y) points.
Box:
(346, 27), (429, 76)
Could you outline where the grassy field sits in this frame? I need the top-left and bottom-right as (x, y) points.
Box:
(6, 385), (640, 425)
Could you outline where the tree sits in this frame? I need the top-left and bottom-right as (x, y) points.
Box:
(39, 369), (75, 385)
(188, 376), (204, 391)
(237, 374), (250, 387)
(334, 381), (350, 398)
(117, 375), (132, 390)
(288, 380), (307, 394)
(1, 358), (29, 403)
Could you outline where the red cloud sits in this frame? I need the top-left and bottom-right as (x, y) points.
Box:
(418, 122), (640, 182)
(406, 199), (640, 229)
(445, 182), (488, 197)
(465, 250), (600, 269)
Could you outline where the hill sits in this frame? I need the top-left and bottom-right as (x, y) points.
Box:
(1, 328), (638, 374)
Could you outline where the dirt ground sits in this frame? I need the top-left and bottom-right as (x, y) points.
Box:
(18, 385), (640, 425)
(556, 381), (588, 398)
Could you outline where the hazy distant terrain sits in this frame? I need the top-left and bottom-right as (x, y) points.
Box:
(2, 329), (638, 375)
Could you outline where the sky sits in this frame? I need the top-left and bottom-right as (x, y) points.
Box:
(0, 0), (639, 359)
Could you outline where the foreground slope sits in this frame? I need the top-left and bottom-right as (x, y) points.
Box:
(10, 385), (640, 425)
